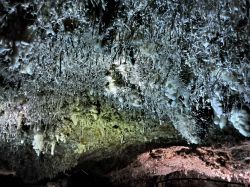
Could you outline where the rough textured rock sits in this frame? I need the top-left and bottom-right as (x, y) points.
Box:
(110, 142), (250, 186)
(0, 0), (249, 185)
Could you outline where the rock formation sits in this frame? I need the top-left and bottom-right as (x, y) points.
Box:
(0, 0), (249, 186)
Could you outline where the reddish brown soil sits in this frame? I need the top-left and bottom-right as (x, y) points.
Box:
(110, 141), (250, 186)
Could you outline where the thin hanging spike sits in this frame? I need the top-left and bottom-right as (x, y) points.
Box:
(59, 51), (63, 77)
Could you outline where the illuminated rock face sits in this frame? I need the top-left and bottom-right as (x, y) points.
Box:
(0, 0), (249, 184)
(110, 142), (250, 186)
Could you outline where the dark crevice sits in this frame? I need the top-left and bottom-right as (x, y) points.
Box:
(0, 3), (37, 42)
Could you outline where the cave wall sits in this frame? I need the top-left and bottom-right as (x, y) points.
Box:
(0, 0), (249, 182)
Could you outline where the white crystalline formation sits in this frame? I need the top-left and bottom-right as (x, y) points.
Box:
(32, 133), (44, 156)
(211, 95), (250, 137)
(165, 80), (180, 101)
(211, 96), (227, 129)
(230, 109), (250, 137)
